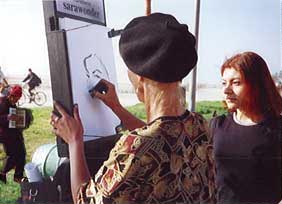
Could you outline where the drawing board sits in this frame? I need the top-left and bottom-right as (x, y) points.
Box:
(62, 18), (120, 140)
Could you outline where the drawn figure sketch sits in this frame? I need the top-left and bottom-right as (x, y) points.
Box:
(83, 53), (109, 93)
(63, 20), (120, 139)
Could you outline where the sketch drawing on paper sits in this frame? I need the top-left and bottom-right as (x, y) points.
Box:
(83, 53), (110, 94)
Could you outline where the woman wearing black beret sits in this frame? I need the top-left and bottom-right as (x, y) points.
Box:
(51, 13), (216, 204)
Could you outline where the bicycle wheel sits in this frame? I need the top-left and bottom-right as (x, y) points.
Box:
(34, 91), (47, 106)
(17, 92), (27, 106)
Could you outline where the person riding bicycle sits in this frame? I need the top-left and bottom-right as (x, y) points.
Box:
(22, 68), (42, 99)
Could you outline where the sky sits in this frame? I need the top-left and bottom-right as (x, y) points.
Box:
(0, 0), (280, 86)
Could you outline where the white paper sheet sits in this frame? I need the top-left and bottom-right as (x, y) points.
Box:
(62, 19), (120, 139)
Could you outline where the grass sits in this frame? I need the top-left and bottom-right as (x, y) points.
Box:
(126, 100), (227, 121)
(196, 101), (227, 119)
(0, 101), (226, 204)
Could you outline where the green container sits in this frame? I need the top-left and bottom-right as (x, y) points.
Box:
(32, 144), (67, 178)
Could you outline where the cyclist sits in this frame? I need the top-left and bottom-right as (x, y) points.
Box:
(22, 68), (42, 99)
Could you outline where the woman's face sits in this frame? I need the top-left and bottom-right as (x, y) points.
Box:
(222, 67), (248, 111)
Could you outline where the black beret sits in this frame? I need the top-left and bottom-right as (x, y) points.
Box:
(119, 13), (198, 83)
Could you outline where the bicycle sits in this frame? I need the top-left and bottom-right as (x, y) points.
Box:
(17, 84), (47, 106)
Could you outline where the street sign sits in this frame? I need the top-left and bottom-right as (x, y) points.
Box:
(55, 0), (106, 25)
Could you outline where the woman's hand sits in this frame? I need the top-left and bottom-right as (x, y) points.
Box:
(51, 102), (90, 204)
(50, 102), (84, 145)
(92, 79), (122, 110)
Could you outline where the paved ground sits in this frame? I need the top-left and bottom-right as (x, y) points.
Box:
(119, 88), (223, 106)
(7, 77), (224, 108)
(19, 87), (223, 108)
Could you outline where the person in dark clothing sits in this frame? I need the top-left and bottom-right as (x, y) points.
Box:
(22, 68), (41, 97)
(0, 85), (26, 184)
(211, 52), (282, 204)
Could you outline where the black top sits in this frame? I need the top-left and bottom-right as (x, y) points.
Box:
(213, 114), (282, 204)
(22, 71), (41, 86)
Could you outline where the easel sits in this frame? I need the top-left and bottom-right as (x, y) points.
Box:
(42, 0), (120, 158)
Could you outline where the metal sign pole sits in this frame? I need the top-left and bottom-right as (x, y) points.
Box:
(189, 0), (201, 111)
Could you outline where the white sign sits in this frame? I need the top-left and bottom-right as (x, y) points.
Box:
(63, 20), (120, 139)
(55, 0), (105, 25)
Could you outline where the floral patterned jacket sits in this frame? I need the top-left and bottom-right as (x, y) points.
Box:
(77, 110), (216, 204)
